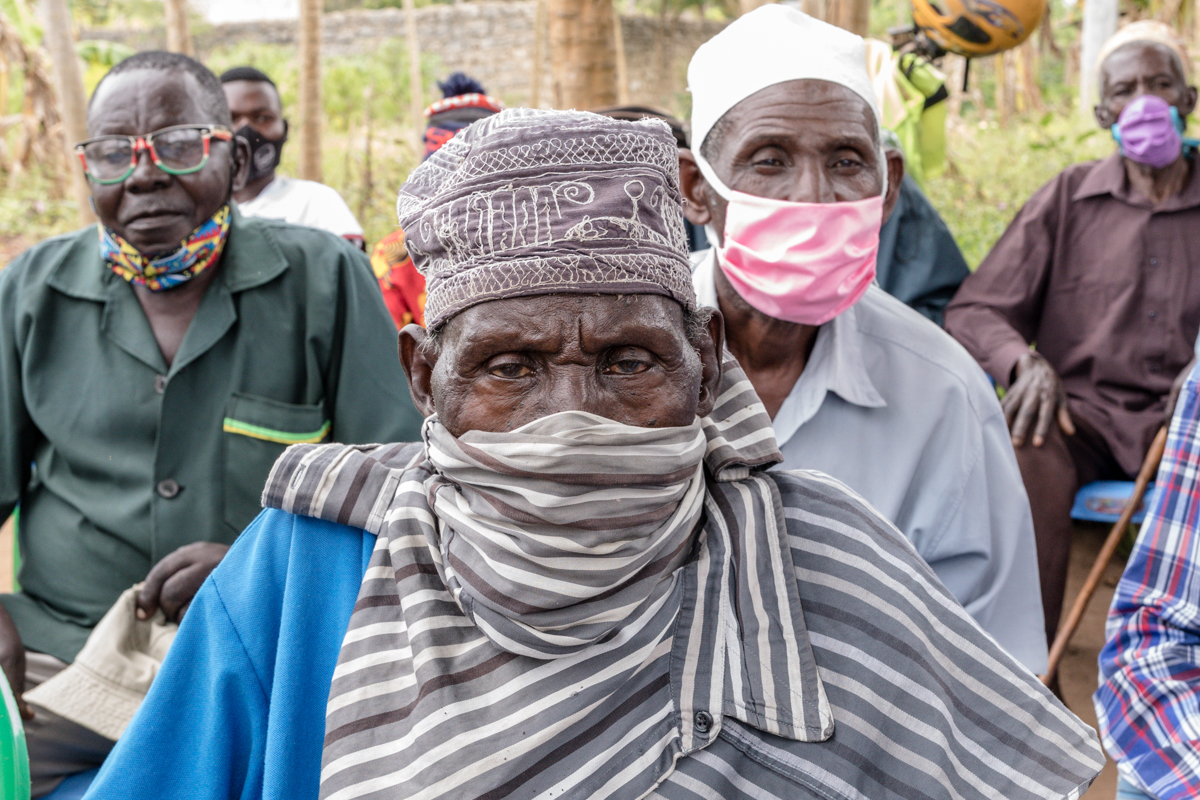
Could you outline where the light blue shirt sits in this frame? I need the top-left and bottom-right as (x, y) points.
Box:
(694, 250), (1047, 673)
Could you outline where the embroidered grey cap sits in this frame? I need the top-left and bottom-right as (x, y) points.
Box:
(395, 107), (696, 330)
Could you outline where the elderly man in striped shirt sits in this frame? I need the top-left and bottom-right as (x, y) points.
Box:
(82, 109), (1103, 800)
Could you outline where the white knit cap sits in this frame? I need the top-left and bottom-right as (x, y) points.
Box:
(687, 5), (881, 198)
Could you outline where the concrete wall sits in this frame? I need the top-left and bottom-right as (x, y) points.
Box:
(83, 3), (725, 116)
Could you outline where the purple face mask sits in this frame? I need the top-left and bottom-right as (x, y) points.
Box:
(1112, 94), (1185, 169)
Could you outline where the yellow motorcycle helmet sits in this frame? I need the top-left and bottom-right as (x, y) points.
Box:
(911, 0), (1045, 57)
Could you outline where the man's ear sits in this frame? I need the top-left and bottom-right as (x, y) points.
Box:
(1094, 100), (1116, 129)
(679, 148), (714, 227)
(881, 149), (905, 225)
(695, 309), (725, 419)
(398, 324), (438, 417)
(1181, 85), (1198, 118)
(231, 136), (251, 193)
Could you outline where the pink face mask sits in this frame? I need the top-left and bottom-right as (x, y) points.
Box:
(696, 148), (884, 326)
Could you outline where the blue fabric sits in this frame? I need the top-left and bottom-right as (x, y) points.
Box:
(45, 767), (98, 799)
(875, 175), (970, 327)
(81, 509), (373, 800)
(1118, 776), (1156, 799)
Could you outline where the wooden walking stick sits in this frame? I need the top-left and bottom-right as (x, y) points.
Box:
(1041, 424), (1168, 686)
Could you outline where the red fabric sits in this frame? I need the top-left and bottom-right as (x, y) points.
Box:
(370, 228), (426, 329)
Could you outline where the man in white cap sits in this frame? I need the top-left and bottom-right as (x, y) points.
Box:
(681, 5), (1047, 673)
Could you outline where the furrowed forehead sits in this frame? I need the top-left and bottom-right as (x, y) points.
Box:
(441, 295), (688, 359)
(713, 80), (878, 156)
(87, 69), (211, 135)
(1101, 41), (1187, 88)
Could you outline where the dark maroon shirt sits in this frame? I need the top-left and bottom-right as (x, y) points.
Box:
(945, 152), (1200, 475)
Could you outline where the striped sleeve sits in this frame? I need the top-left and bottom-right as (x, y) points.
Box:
(773, 469), (1104, 800)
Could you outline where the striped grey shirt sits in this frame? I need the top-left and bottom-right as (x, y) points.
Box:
(263, 358), (1103, 800)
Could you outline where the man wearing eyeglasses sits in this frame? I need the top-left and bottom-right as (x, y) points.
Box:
(0, 51), (422, 796)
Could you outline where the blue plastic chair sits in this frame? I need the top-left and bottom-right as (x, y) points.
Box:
(1071, 481), (1155, 525)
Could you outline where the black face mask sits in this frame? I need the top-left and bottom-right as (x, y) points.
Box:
(235, 120), (288, 184)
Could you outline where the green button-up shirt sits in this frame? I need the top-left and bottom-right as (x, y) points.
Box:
(0, 208), (424, 662)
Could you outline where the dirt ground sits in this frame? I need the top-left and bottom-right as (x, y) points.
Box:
(0, 514), (1127, 796)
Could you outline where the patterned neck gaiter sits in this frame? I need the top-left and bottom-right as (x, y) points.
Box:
(99, 204), (231, 292)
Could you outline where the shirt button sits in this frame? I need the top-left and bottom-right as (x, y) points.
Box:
(153, 375), (168, 394)
(1148, 310), (1159, 319)
(694, 710), (714, 733)
(1150, 258), (1160, 266)
(156, 479), (181, 499)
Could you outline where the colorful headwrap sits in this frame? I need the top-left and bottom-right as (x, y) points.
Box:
(100, 204), (231, 292)
(422, 73), (504, 160)
(395, 108), (696, 330)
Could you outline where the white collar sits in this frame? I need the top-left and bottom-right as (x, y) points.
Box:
(691, 249), (885, 448)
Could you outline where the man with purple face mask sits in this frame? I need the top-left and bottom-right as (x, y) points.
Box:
(681, 6), (1047, 673)
(946, 21), (1200, 649)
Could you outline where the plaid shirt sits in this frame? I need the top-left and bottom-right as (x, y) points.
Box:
(1096, 364), (1200, 800)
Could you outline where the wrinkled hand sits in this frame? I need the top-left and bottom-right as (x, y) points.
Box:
(1165, 356), (1197, 426)
(0, 602), (32, 720)
(136, 542), (229, 624)
(1003, 352), (1076, 448)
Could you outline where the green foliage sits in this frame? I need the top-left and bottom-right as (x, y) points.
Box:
(205, 40), (441, 131)
(0, 170), (83, 265)
(925, 111), (1114, 268)
(77, 39), (136, 94)
(71, 0), (164, 29)
(203, 40), (440, 244)
(0, 0), (39, 42)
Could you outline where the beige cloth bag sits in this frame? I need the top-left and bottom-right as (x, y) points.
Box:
(24, 585), (177, 740)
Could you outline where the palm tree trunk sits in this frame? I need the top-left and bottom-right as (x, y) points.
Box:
(403, 0), (423, 155)
(164, 0), (195, 57)
(547, 0), (618, 109)
(38, 0), (92, 224)
(827, 0), (869, 34)
(298, 0), (322, 182)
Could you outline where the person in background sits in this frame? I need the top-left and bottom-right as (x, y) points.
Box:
(82, 107), (1103, 800)
(945, 21), (1200, 647)
(0, 51), (422, 796)
(219, 66), (366, 249)
(876, 132), (970, 326)
(1095, 359), (1200, 800)
(371, 72), (502, 328)
(680, 5), (1047, 672)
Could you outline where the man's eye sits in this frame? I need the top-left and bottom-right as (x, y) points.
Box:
(606, 359), (649, 375)
(752, 157), (784, 168)
(489, 363), (532, 378)
(832, 158), (863, 169)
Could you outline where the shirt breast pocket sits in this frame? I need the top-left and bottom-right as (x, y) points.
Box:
(223, 392), (330, 534)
